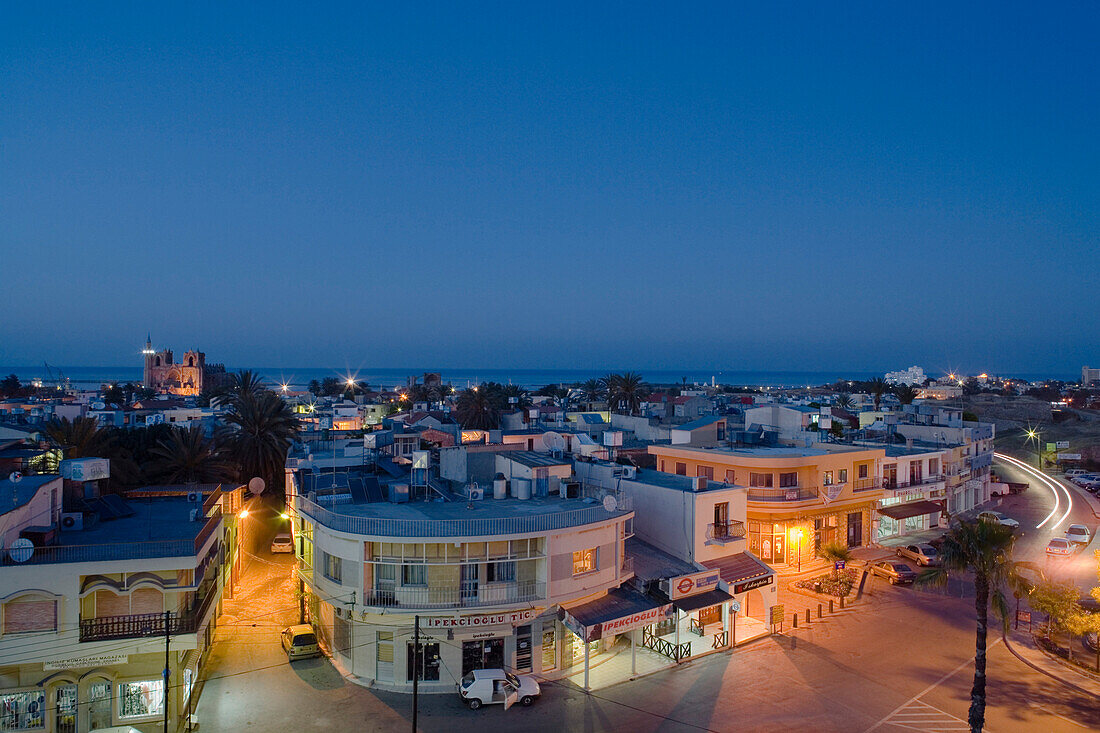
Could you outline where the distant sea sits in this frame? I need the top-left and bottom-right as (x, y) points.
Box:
(0, 366), (1078, 392)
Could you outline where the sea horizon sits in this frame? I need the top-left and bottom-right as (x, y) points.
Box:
(0, 365), (1078, 392)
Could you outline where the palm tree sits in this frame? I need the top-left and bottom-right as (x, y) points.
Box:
(894, 385), (919, 405)
(224, 390), (299, 494)
(454, 387), (500, 430)
(834, 393), (854, 411)
(44, 417), (113, 458)
(819, 541), (852, 580)
(606, 372), (647, 415)
(917, 519), (1018, 732)
(228, 370), (266, 397)
(868, 378), (888, 411)
(580, 379), (606, 410)
(149, 426), (237, 484)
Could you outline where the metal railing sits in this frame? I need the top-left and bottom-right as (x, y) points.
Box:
(853, 477), (879, 490)
(883, 474), (945, 491)
(642, 628), (691, 662)
(746, 486), (820, 502)
(362, 581), (544, 610)
(79, 591), (217, 642)
(297, 496), (632, 538)
(620, 556), (634, 576)
(706, 520), (746, 542)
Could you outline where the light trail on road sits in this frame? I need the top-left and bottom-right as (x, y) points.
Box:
(994, 452), (1073, 530)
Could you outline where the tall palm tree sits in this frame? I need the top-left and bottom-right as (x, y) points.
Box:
(454, 387), (500, 430)
(834, 393), (854, 411)
(918, 519), (1018, 732)
(580, 379), (606, 410)
(868, 377), (888, 411)
(149, 426), (237, 484)
(894, 385), (919, 405)
(229, 370), (266, 397)
(607, 372), (647, 415)
(224, 390), (299, 494)
(44, 417), (113, 459)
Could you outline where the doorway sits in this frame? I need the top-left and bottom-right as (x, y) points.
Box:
(55, 685), (77, 733)
(461, 638), (504, 676)
(88, 681), (111, 731)
(846, 512), (862, 547)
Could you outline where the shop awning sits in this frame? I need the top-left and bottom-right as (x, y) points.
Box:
(560, 587), (671, 642)
(701, 552), (775, 594)
(673, 588), (734, 613)
(879, 500), (943, 521)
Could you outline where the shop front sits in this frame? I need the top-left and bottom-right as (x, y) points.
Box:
(876, 499), (944, 540)
(701, 552), (776, 645)
(748, 504), (875, 570)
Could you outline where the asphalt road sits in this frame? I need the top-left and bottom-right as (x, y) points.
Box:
(195, 490), (1100, 733)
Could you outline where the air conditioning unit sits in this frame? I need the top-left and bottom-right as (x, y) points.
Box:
(60, 512), (84, 531)
(187, 491), (203, 504)
(465, 486), (484, 501)
(621, 466), (637, 479)
(189, 508), (203, 522)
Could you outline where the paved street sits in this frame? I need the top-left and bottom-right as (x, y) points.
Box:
(194, 488), (1100, 733)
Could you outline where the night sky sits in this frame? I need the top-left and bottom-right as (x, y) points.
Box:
(2, 3), (1097, 373)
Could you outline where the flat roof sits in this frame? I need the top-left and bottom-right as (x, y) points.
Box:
(631, 467), (740, 493)
(305, 492), (623, 524)
(625, 537), (699, 580)
(57, 498), (209, 546)
(502, 451), (571, 468)
(0, 475), (61, 516)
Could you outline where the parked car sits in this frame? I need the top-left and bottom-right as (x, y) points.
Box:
(978, 511), (1020, 529)
(870, 561), (918, 585)
(281, 624), (321, 660)
(1071, 474), (1100, 486)
(1065, 469), (1089, 478)
(271, 532), (294, 553)
(459, 669), (540, 709)
(1045, 538), (1074, 558)
(896, 544), (939, 567)
(1065, 524), (1091, 545)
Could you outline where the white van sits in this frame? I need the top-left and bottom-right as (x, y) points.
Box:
(459, 669), (540, 709)
(1066, 469), (1089, 478)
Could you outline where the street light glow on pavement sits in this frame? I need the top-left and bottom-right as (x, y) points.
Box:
(994, 452), (1073, 530)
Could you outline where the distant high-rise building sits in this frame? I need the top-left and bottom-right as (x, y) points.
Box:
(1083, 366), (1100, 386)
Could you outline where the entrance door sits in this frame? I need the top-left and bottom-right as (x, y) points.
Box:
(713, 503), (728, 536)
(55, 685), (77, 733)
(460, 563), (478, 606)
(847, 512), (862, 547)
(461, 638), (505, 676)
(88, 681), (111, 731)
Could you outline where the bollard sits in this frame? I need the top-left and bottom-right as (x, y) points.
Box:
(840, 596), (845, 609)
(829, 599), (834, 613)
(805, 609), (810, 624)
(817, 604), (822, 619)
(793, 613), (798, 628)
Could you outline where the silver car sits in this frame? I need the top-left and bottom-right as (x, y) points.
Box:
(1065, 524), (1091, 545)
(896, 543), (939, 566)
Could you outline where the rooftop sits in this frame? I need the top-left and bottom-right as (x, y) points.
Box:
(625, 537), (699, 581)
(0, 474), (61, 516)
(673, 416), (726, 432)
(630, 467), (739, 493)
(502, 451), (571, 468)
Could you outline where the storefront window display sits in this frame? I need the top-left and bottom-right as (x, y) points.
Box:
(748, 522), (786, 563)
(118, 680), (164, 719)
(462, 638), (504, 676)
(0, 690), (45, 730)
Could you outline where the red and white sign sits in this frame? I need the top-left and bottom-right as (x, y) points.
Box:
(597, 605), (669, 639)
(668, 569), (721, 600)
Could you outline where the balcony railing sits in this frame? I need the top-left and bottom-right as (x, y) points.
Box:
(746, 486), (819, 502)
(883, 474), (945, 491)
(706, 520), (746, 543)
(362, 581), (544, 610)
(80, 591), (217, 642)
(620, 556), (634, 576)
(853, 478), (880, 491)
(297, 496), (631, 538)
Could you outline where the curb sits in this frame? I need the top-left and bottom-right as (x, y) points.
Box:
(1002, 632), (1097, 697)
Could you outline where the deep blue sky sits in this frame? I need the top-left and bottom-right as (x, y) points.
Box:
(2, 3), (1097, 373)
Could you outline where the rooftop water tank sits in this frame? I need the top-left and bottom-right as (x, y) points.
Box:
(513, 477), (532, 500)
(493, 473), (508, 500)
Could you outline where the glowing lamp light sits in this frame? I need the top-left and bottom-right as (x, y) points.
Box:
(239, 509), (249, 518)
(279, 512), (290, 520)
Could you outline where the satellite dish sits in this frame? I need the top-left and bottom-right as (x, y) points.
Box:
(248, 477), (266, 495)
(544, 432), (566, 452)
(9, 538), (34, 563)
(8, 472), (22, 483)
(602, 495), (618, 513)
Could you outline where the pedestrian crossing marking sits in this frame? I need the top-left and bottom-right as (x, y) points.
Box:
(880, 699), (972, 731)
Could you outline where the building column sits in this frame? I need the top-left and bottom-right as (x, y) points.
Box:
(631, 628), (637, 675)
(674, 611), (680, 662)
(583, 640), (590, 692)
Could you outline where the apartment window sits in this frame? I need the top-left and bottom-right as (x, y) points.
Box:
(675, 462), (687, 476)
(572, 548), (598, 575)
(725, 470), (735, 483)
(823, 471), (834, 486)
(697, 465), (714, 480)
(322, 552), (343, 584)
(118, 680), (164, 719)
(402, 563), (427, 586)
(838, 469), (848, 483)
(749, 473), (773, 488)
(778, 472), (798, 488)
(486, 561), (516, 583)
(858, 464), (868, 479)
(2, 596), (57, 633)
(377, 631), (394, 680)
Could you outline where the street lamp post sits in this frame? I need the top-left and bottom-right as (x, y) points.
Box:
(1027, 429), (1042, 471)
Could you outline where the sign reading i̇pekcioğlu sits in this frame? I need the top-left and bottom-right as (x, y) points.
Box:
(422, 609), (539, 629)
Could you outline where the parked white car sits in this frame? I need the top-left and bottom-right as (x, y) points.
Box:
(1065, 524), (1091, 545)
(896, 543), (939, 567)
(460, 669), (540, 709)
(271, 533), (294, 553)
(978, 511), (1019, 529)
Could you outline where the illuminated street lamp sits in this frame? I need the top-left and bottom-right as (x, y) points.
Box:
(279, 512), (290, 520)
(1026, 428), (1042, 470)
(239, 509), (249, 519)
(790, 526), (804, 572)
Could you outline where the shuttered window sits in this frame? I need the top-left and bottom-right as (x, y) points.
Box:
(3, 598), (57, 633)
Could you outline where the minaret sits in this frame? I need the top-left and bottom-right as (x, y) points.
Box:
(142, 334), (155, 388)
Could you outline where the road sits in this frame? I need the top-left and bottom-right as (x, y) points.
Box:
(194, 489), (1100, 733)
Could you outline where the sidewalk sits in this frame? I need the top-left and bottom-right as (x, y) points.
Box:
(1056, 474), (1100, 519)
(1002, 627), (1100, 697)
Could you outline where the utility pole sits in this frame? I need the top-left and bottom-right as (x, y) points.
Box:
(412, 615), (420, 732)
(163, 610), (171, 733)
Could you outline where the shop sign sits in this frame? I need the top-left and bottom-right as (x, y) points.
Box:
(668, 569), (721, 600)
(1056, 441), (1070, 450)
(423, 609), (538, 629)
(769, 605), (784, 626)
(60, 458), (110, 481)
(734, 574), (773, 594)
(562, 604), (671, 643)
(1057, 453), (1081, 461)
(44, 653), (127, 670)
